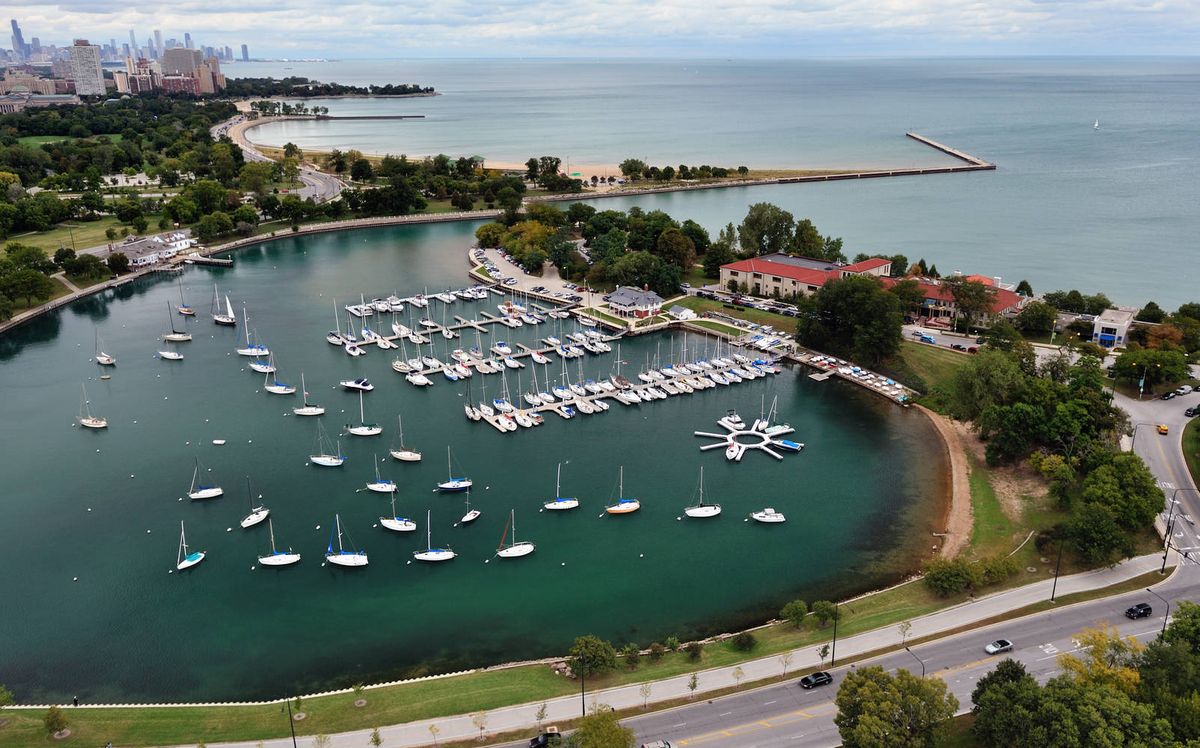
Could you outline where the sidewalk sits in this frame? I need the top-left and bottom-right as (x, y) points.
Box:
(205, 552), (1168, 748)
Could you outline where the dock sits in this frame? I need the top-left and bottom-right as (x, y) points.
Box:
(182, 253), (234, 267)
(904, 132), (994, 168)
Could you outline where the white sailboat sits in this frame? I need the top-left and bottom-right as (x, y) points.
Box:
(366, 453), (397, 493)
(461, 494), (481, 524)
(544, 462), (579, 510)
(309, 421), (346, 467)
(496, 509), (535, 558)
(239, 476), (270, 528)
(162, 301), (192, 342)
(76, 382), (107, 429)
(211, 286), (236, 326)
(683, 466), (721, 518)
(389, 413), (422, 462)
(186, 457), (224, 500)
(1093, 119), (1100, 130)
(264, 355), (296, 394)
(236, 304), (270, 357)
(94, 329), (116, 366)
(176, 278), (195, 316)
(258, 518), (301, 566)
(325, 513), (368, 567)
(292, 373), (325, 416)
(436, 446), (472, 492)
(176, 521), (206, 571)
(413, 510), (456, 562)
(604, 466), (640, 514)
(380, 493), (417, 532)
(345, 390), (382, 436)
(327, 299), (346, 345)
(158, 345), (184, 361)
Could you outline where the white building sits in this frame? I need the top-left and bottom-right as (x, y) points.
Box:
(606, 286), (664, 319)
(69, 40), (105, 96)
(1093, 307), (1136, 349)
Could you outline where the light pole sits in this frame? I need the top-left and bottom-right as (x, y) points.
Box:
(904, 646), (926, 678)
(1050, 539), (1066, 602)
(1164, 488), (1200, 572)
(1147, 587), (1171, 635)
(284, 698), (298, 748)
(830, 601), (839, 667)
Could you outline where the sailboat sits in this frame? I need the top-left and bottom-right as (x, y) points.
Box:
(236, 304), (269, 356)
(258, 518), (301, 566)
(292, 373), (325, 416)
(683, 466), (721, 518)
(211, 286), (236, 326)
(437, 446), (473, 492)
(380, 493), (417, 532)
(345, 390), (382, 436)
(366, 454), (397, 493)
(162, 301), (192, 342)
(186, 457), (223, 500)
(1093, 119), (1100, 130)
(544, 462), (579, 510)
(604, 466), (640, 514)
(327, 299), (346, 346)
(176, 278), (195, 316)
(389, 413), (422, 462)
(413, 509), (456, 562)
(495, 509), (535, 558)
(176, 521), (206, 571)
(239, 476), (270, 528)
(94, 329), (116, 366)
(264, 355), (296, 394)
(325, 513), (368, 567)
(76, 382), (107, 429)
(309, 421), (346, 467)
(461, 494), (481, 524)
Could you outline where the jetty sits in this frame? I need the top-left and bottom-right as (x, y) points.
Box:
(182, 253), (234, 267)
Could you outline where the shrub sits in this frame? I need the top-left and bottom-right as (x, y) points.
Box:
(684, 641), (703, 662)
(780, 599), (808, 628)
(648, 642), (666, 662)
(811, 601), (839, 627)
(622, 643), (640, 670)
(664, 635), (680, 651)
(923, 557), (977, 597)
(731, 631), (757, 652)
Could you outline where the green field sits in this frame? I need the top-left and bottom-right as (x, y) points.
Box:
(674, 296), (795, 330)
(17, 134), (124, 148)
(892, 342), (968, 390)
(8, 276), (71, 315)
(8, 216), (148, 254)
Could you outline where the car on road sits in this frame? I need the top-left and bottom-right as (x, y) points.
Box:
(799, 671), (834, 689)
(909, 331), (925, 338)
(950, 343), (967, 351)
(1125, 602), (1153, 619)
(1178, 385), (1194, 395)
(641, 742), (672, 748)
(984, 639), (1013, 655)
(967, 346), (979, 353)
(1186, 407), (1198, 418)
(1162, 392), (1177, 400)
(530, 727), (562, 748)
(1157, 423), (1170, 435)
(919, 334), (937, 344)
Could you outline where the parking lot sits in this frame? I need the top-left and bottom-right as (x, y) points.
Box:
(472, 246), (588, 304)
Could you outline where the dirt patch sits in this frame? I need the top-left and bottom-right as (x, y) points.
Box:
(945, 420), (1046, 523)
(915, 405), (972, 559)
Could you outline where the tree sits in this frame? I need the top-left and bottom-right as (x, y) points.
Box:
(1015, 301), (1057, 335)
(1068, 502), (1132, 566)
(795, 275), (902, 367)
(971, 658), (1030, 710)
(834, 666), (958, 748)
(792, 218), (823, 257)
(573, 707), (634, 748)
(497, 187), (522, 224)
(684, 641), (703, 662)
(567, 202), (596, 226)
(1111, 348), (1189, 390)
(1057, 624), (1144, 695)
(113, 197), (144, 224)
(655, 226), (696, 271)
(535, 702), (548, 728)
(702, 240), (735, 278)
(922, 557), (977, 596)
(738, 202), (794, 256)
(0, 683), (13, 713)
(648, 642), (666, 662)
(196, 212), (234, 242)
(639, 682), (652, 708)
(351, 159), (375, 182)
(471, 711), (488, 740)
(238, 161), (276, 195)
(679, 219), (710, 255)
(619, 159), (648, 181)
(780, 599), (808, 628)
(1015, 279), (1033, 296)
(818, 644), (830, 667)
(898, 621), (912, 647)
(942, 277), (997, 329)
(1079, 453), (1162, 531)
(569, 635), (618, 677)
(780, 652), (795, 678)
(369, 727), (384, 746)
(106, 252), (129, 275)
(1136, 301), (1166, 323)
(43, 705), (67, 736)
(811, 601), (838, 627)
(687, 673), (699, 698)
(733, 666), (745, 688)
(731, 631), (757, 652)
(282, 142), (302, 159)
(524, 158), (540, 182)
(622, 642), (640, 670)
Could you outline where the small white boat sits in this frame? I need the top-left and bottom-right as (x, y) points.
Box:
(605, 466), (640, 514)
(530, 351), (551, 365)
(544, 462), (579, 510)
(162, 301), (192, 342)
(366, 454), (397, 493)
(340, 378), (374, 392)
(544, 336), (561, 347)
(176, 521), (205, 571)
(496, 509), (535, 558)
(491, 342), (513, 356)
(292, 373), (325, 416)
(406, 372), (432, 387)
(264, 356), (296, 395)
(186, 457), (223, 500)
(257, 518), (301, 567)
(235, 304), (270, 357)
(158, 348), (184, 361)
(239, 477), (270, 528)
(94, 330), (116, 366)
(309, 422), (346, 467)
(176, 279), (195, 317)
(461, 495), (481, 524)
(750, 507), (786, 524)
(683, 467), (721, 518)
(248, 359), (276, 374)
(389, 413), (422, 462)
(76, 383), (107, 429)
(436, 446), (472, 492)
(325, 514), (368, 567)
(344, 342), (365, 357)
(212, 288), (237, 326)
(380, 493), (417, 533)
(345, 391), (382, 437)
(413, 510), (456, 562)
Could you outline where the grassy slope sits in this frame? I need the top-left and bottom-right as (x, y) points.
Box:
(674, 296), (795, 329)
(10, 276), (71, 314)
(9, 216), (139, 254)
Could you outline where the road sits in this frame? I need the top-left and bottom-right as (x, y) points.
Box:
(212, 115), (345, 203)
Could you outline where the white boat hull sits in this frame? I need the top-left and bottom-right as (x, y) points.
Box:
(158, 351), (184, 360)
(438, 479), (473, 492)
(544, 498), (579, 510)
(684, 505), (722, 518)
(380, 517), (417, 532)
(188, 487), (224, 500)
(177, 551), (206, 571)
(310, 455), (345, 467)
(326, 552), (369, 567)
(258, 552), (301, 566)
(266, 384), (296, 394)
(414, 549), (456, 562)
(367, 480), (397, 493)
(240, 508), (270, 528)
(163, 333), (192, 342)
(390, 449), (422, 462)
(751, 509), (786, 523)
(77, 416), (107, 429)
(346, 425), (383, 437)
(497, 542), (536, 558)
(606, 500), (641, 514)
(293, 405), (325, 416)
(461, 509), (481, 524)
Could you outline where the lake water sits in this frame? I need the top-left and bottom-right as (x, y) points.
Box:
(0, 221), (945, 702)
(241, 57), (1200, 307)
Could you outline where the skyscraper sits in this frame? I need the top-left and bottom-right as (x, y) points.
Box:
(184, 32), (192, 49)
(129, 29), (137, 53)
(153, 29), (162, 59)
(10, 19), (27, 61)
(69, 39), (105, 96)
(240, 44), (249, 61)
(162, 47), (202, 75)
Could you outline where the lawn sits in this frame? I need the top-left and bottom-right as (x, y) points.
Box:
(8, 216), (143, 254)
(890, 342), (968, 391)
(1185, 417), (1200, 490)
(9, 276), (71, 314)
(17, 133), (124, 148)
(966, 454), (1018, 559)
(674, 296), (795, 330)
(688, 320), (742, 335)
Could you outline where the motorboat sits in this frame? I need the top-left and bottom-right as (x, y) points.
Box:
(340, 378), (374, 392)
(750, 507), (787, 523)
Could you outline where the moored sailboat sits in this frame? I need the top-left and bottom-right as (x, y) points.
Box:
(309, 421), (346, 467)
(239, 476), (269, 528)
(258, 518), (301, 566)
(389, 413), (422, 462)
(436, 446), (472, 492)
(76, 382), (107, 429)
(495, 509), (535, 558)
(162, 301), (192, 342)
(604, 466), (640, 514)
(380, 493), (417, 532)
(292, 373), (325, 416)
(543, 462), (579, 510)
(176, 521), (206, 571)
(366, 453), (397, 493)
(325, 514), (368, 567)
(413, 509), (456, 562)
(683, 466), (721, 518)
(345, 390), (382, 436)
(186, 457), (223, 500)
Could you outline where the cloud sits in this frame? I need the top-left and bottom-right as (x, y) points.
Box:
(6, 0), (1199, 56)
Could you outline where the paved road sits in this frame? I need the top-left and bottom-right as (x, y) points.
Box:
(212, 115), (345, 203)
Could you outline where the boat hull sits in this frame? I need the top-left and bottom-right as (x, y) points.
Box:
(606, 500), (641, 514)
(258, 552), (301, 566)
(461, 509), (481, 523)
(684, 505), (722, 518)
(367, 481), (397, 493)
(380, 517), (417, 532)
(176, 551), (206, 571)
(188, 487), (224, 500)
(326, 552), (369, 567)
(438, 479), (472, 492)
(293, 406), (325, 416)
(497, 542), (536, 558)
(240, 508), (270, 528)
(414, 549), (456, 562)
(310, 455), (346, 467)
(346, 425), (383, 437)
(390, 449), (422, 462)
(77, 417), (108, 429)
(544, 498), (579, 510)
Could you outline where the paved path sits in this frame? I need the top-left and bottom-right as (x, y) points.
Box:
(202, 552), (1169, 748)
(213, 115), (346, 203)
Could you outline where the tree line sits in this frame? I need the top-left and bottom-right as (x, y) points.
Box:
(226, 77), (434, 98)
(616, 158), (748, 182)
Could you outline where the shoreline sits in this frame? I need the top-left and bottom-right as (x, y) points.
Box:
(915, 404), (973, 559)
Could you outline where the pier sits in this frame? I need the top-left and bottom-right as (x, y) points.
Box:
(905, 132), (994, 167)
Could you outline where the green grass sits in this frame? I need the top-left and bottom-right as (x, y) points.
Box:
(9, 216), (144, 254)
(673, 296), (795, 330)
(1185, 418), (1200, 490)
(17, 134), (124, 148)
(63, 272), (114, 291)
(9, 277), (71, 314)
(681, 266), (710, 288)
(584, 307), (627, 326)
(893, 342), (968, 390)
(965, 453), (1017, 559)
(688, 320), (742, 335)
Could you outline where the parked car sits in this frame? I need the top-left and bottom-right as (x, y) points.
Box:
(641, 742), (672, 748)
(919, 335), (937, 344)
(1186, 407), (1198, 418)
(799, 671), (834, 689)
(967, 346), (979, 353)
(909, 331), (925, 338)
(1162, 392), (1177, 400)
(530, 728), (562, 748)
(1157, 423), (1170, 435)
(1125, 603), (1153, 619)
(984, 639), (1013, 655)
(950, 343), (967, 351)
(1177, 385), (1195, 395)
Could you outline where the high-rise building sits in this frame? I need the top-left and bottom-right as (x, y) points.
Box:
(184, 32), (193, 49)
(129, 29), (137, 52)
(153, 30), (162, 58)
(10, 19), (27, 61)
(161, 47), (202, 75)
(69, 39), (105, 96)
(240, 44), (249, 61)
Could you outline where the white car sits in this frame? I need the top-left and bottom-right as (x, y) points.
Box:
(984, 639), (1013, 655)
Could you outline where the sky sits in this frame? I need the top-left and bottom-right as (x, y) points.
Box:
(7, 0), (1200, 58)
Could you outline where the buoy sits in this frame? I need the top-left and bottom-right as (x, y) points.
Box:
(87, 508), (92, 512)
(676, 517), (682, 521)
(561, 562), (566, 566)
(168, 569), (173, 574)
(132, 420), (137, 424)
(147, 529), (151, 533)
(406, 560), (412, 565)
(130, 474), (135, 478)
(321, 562), (326, 567)
(251, 566), (256, 571)
(485, 559), (490, 564)
(315, 525), (321, 530)
(640, 553), (644, 558)
(73, 577), (78, 581)
(96, 448), (101, 453)
(226, 527), (232, 532)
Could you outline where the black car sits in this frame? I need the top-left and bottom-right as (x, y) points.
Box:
(950, 343), (967, 351)
(1186, 407), (1198, 418)
(1162, 392), (1177, 400)
(1126, 602), (1153, 619)
(799, 671), (834, 689)
(530, 729), (563, 748)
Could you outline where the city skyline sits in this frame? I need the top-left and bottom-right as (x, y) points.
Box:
(3, 0), (1200, 59)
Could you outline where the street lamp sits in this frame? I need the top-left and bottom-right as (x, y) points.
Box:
(904, 646), (926, 678)
(830, 601), (840, 667)
(1050, 539), (1067, 602)
(1147, 587), (1171, 635)
(284, 698), (298, 748)
(1164, 488), (1200, 573)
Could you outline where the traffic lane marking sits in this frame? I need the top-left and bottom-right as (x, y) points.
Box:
(675, 704), (836, 746)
